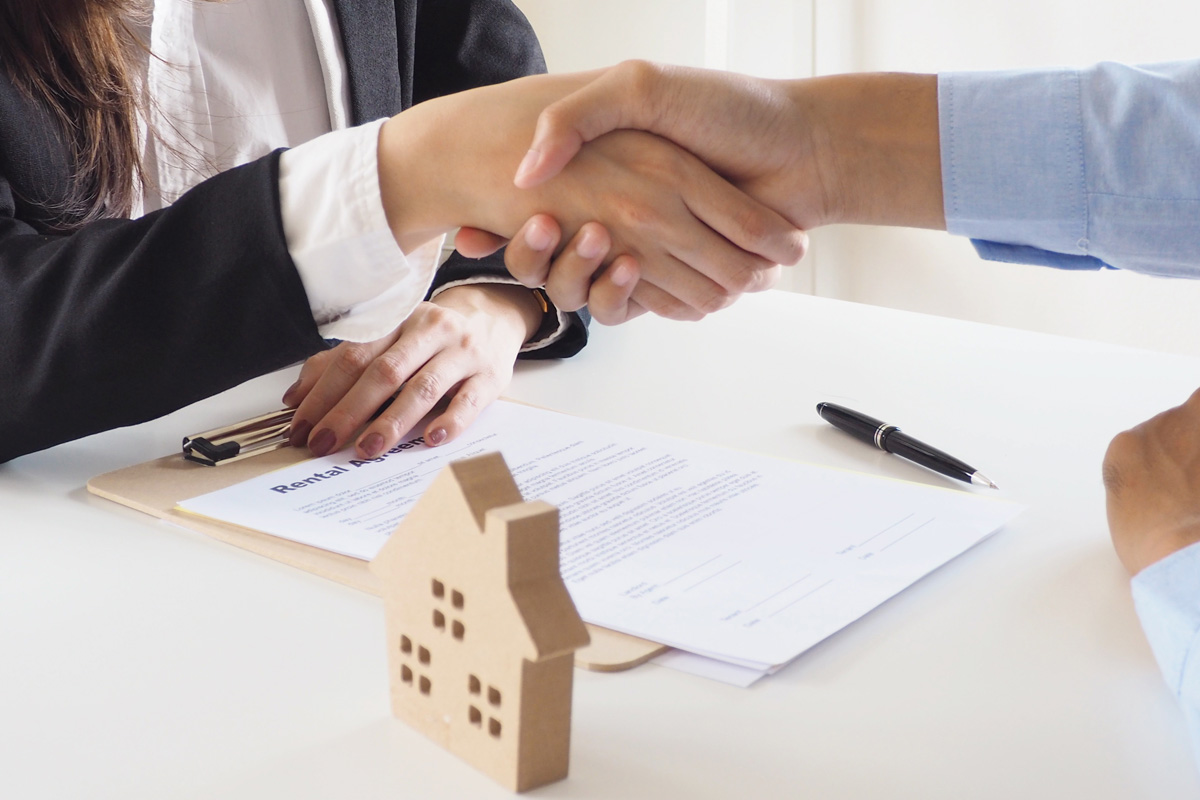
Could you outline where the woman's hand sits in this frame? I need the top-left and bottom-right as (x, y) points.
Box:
(283, 284), (542, 459)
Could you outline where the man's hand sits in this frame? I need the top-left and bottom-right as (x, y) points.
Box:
(513, 62), (837, 228)
(474, 62), (944, 320)
(1103, 388), (1200, 575)
(377, 72), (805, 321)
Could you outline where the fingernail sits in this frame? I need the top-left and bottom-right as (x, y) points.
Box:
(308, 428), (337, 457)
(610, 262), (634, 287)
(282, 380), (302, 407)
(524, 220), (553, 252)
(427, 428), (447, 446)
(358, 433), (385, 459)
(514, 148), (541, 186)
(576, 229), (605, 260)
(288, 419), (312, 448)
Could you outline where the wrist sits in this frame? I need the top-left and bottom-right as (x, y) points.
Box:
(1126, 525), (1200, 576)
(797, 72), (945, 229)
(378, 105), (462, 253)
(433, 283), (544, 344)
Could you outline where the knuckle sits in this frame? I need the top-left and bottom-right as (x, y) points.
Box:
(319, 406), (358, 436)
(547, 287), (584, 313)
(790, 232), (810, 265)
(408, 372), (443, 405)
(545, 273), (588, 310)
(735, 207), (773, 249)
(633, 143), (683, 183)
(592, 308), (620, 326)
(332, 345), (374, 377)
(618, 60), (660, 100)
(619, 60), (667, 110)
(585, 291), (624, 325)
(431, 306), (463, 336)
(451, 388), (484, 420)
(650, 293), (699, 321)
(538, 104), (568, 133)
(698, 288), (736, 316)
(1102, 431), (1138, 483)
(370, 352), (412, 388)
(368, 415), (405, 443)
(732, 206), (809, 268)
(505, 247), (544, 283)
(457, 331), (486, 361)
(737, 260), (782, 295)
(615, 198), (660, 233)
(737, 268), (767, 295)
(724, 260), (764, 295)
(301, 348), (334, 375)
(421, 302), (450, 326)
(1100, 460), (1124, 496)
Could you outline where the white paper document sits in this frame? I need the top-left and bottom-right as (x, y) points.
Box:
(179, 401), (1021, 670)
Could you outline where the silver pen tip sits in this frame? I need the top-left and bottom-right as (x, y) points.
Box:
(970, 472), (999, 490)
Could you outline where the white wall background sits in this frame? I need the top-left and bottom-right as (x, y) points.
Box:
(514, 0), (1200, 357)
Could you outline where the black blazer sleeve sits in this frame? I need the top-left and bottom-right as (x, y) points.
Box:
(412, 0), (590, 359)
(0, 148), (326, 463)
(0, 0), (586, 462)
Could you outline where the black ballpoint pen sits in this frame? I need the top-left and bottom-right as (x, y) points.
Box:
(816, 402), (998, 489)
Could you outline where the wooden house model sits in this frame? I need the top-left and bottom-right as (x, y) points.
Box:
(369, 452), (590, 792)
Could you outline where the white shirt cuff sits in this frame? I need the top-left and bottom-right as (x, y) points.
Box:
(1131, 540), (1200, 698)
(278, 119), (440, 342)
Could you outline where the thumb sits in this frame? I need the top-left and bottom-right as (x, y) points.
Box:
(514, 61), (666, 189)
(453, 227), (510, 258)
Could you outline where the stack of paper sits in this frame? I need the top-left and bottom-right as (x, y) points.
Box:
(179, 401), (1021, 685)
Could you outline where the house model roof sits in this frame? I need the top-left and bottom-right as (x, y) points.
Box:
(370, 452), (589, 660)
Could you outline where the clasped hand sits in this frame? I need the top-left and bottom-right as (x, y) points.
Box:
(382, 70), (807, 324)
(458, 61), (946, 322)
(288, 71), (810, 458)
(455, 62), (827, 322)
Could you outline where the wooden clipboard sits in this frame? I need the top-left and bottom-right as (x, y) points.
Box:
(87, 444), (669, 672)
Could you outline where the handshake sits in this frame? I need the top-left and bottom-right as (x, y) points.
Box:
(378, 62), (945, 325)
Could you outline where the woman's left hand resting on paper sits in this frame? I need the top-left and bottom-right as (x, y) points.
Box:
(281, 283), (542, 460)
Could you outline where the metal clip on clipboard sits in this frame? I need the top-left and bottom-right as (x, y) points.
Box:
(182, 407), (295, 466)
(182, 392), (401, 466)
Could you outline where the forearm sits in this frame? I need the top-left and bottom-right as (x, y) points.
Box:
(376, 73), (602, 251)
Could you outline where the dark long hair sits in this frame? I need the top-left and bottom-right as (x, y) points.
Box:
(0, 0), (145, 226)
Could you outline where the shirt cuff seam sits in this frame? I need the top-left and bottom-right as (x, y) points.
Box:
(1070, 69), (1092, 257)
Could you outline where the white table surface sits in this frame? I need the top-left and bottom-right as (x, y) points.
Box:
(4, 290), (1199, 799)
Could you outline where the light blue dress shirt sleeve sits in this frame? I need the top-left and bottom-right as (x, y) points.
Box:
(938, 61), (1200, 276)
(1131, 542), (1200, 766)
